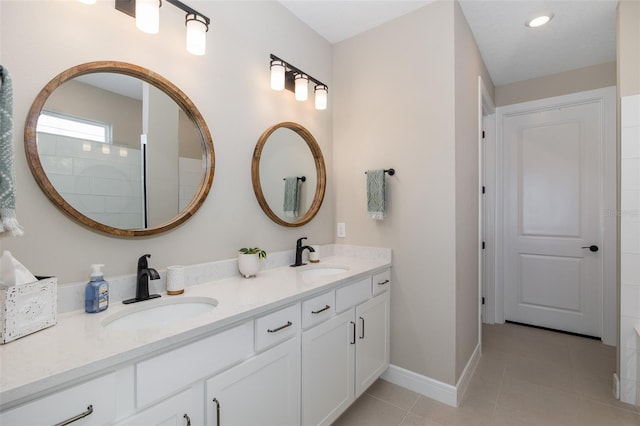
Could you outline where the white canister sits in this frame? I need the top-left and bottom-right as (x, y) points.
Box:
(166, 265), (185, 295)
(309, 245), (320, 263)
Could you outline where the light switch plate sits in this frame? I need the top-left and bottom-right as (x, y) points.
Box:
(337, 222), (346, 238)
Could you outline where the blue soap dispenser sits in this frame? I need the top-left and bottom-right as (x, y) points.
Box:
(85, 264), (109, 313)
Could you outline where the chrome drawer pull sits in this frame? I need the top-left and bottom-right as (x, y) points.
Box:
(212, 398), (220, 426)
(378, 279), (390, 286)
(183, 413), (191, 426)
(311, 305), (330, 314)
(267, 321), (292, 333)
(53, 405), (93, 426)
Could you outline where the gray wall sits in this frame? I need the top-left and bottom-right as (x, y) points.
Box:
(333, 1), (493, 385)
(495, 61), (616, 106)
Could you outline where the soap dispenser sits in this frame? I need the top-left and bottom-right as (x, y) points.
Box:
(85, 264), (109, 313)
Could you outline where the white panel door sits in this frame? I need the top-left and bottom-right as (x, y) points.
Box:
(504, 100), (603, 337)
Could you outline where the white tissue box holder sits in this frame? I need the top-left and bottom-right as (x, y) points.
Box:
(0, 276), (57, 344)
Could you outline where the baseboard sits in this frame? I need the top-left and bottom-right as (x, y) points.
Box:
(455, 343), (481, 405)
(381, 344), (481, 408)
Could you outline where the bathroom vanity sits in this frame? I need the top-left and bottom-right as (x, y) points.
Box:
(0, 253), (390, 426)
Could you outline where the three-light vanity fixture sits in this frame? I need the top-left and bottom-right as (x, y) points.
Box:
(270, 54), (328, 110)
(83, 0), (212, 55)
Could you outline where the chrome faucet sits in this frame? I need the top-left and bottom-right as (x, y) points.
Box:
(123, 254), (161, 304)
(291, 237), (315, 267)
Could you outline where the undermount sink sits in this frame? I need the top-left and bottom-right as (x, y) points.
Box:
(298, 265), (349, 278)
(101, 296), (218, 330)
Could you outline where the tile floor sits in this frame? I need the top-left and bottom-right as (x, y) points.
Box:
(334, 322), (640, 426)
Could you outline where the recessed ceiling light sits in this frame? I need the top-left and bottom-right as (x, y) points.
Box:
(526, 14), (553, 28)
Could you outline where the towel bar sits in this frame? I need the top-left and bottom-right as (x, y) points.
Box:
(283, 176), (306, 182)
(365, 168), (395, 176)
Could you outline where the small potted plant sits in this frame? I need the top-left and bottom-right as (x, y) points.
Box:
(238, 247), (267, 278)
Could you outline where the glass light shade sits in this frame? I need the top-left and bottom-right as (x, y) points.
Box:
(136, 0), (160, 34)
(295, 74), (309, 101)
(314, 85), (328, 110)
(270, 60), (286, 91)
(186, 14), (208, 56)
(78, 0), (97, 4)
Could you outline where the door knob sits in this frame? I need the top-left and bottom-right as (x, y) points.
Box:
(581, 245), (599, 252)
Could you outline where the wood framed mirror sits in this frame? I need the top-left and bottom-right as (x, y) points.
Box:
(251, 122), (326, 227)
(24, 61), (214, 236)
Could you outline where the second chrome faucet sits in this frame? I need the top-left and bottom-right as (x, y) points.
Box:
(291, 237), (315, 267)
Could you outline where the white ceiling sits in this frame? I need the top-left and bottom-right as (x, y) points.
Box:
(279, 0), (618, 86)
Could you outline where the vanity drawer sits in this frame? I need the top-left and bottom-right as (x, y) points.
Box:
(335, 277), (372, 313)
(136, 321), (253, 408)
(255, 303), (300, 352)
(301, 290), (335, 329)
(372, 269), (391, 295)
(1, 372), (117, 426)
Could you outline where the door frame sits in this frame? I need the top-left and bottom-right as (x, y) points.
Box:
(490, 86), (617, 346)
(478, 76), (496, 346)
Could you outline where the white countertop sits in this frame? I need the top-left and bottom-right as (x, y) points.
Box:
(0, 255), (390, 408)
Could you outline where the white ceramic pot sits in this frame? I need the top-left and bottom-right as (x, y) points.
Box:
(238, 253), (261, 278)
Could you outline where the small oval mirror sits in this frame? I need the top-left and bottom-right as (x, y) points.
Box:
(251, 122), (326, 227)
(24, 61), (214, 236)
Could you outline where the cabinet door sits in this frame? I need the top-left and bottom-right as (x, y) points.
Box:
(301, 309), (355, 426)
(355, 291), (390, 397)
(115, 385), (202, 426)
(206, 336), (300, 426)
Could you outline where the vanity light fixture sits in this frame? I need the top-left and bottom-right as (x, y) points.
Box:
(295, 74), (309, 101)
(135, 0), (160, 34)
(115, 0), (211, 55)
(314, 85), (328, 110)
(526, 14), (553, 28)
(270, 54), (329, 110)
(270, 60), (286, 91)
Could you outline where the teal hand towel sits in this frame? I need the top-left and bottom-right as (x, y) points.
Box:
(0, 66), (23, 236)
(283, 177), (300, 218)
(367, 169), (385, 220)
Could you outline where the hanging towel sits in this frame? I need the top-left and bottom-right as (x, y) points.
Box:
(283, 177), (300, 218)
(367, 169), (386, 220)
(0, 66), (23, 236)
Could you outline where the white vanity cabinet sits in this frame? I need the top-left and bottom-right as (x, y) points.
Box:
(354, 290), (390, 396)
(206, 303), (301, 426)
(206, 336), (301, 426)
(301, 271), (390, 426)
(0, 372), (118, 426)
(115, 385), (203, 426)
(1, 261), (392, 426)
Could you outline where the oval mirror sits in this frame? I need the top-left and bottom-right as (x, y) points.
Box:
(24, 61), (214, 236)
(251, 122), (326, 227)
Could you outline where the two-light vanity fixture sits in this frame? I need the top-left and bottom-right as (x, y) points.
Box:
(270, 54), (328, 110)
(79, 0), (210, 55)
(116, 0), (210, 55)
